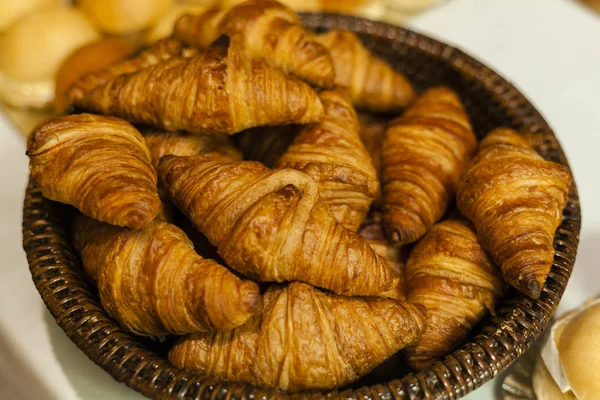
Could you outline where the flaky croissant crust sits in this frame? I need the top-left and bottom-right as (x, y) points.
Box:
(169, 282), (426, 391)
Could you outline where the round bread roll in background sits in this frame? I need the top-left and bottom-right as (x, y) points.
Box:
(0, 5), (100, 109)
(178, 0), (218, 5)
(221, 0), (321, 11)
(54, 38), (136, 112)
(532, 353), (577, 400)
(145, 4), (208, 43)
(320, 0), (384, 19)
(78, 0), (174, 35)
(558, 302), (600, 400)
(0, 0), (60, 32)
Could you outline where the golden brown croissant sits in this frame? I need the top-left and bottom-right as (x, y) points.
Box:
(358, 112), (388, 182)
(66, 38), (194, 106)
(159, 155), (396, 296)
(402, 220), (503, 368)
(457, 128), (572, 298)
(27, 114), (160, 229)
(315, 29), (415, 112)
(73, 40), (324, 135)
(72, 215), (260, 336)
(382, 87), (476, 245)
(275, 88), (379, 231)
(234, 125), (297, 167)
(169, 282), (426, 391)
(174, 0), (335, 87)
(143, 129), (242, 170)
(359, 213), (407, 301)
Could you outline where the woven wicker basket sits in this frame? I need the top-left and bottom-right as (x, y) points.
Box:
(22, 13), (581, 400)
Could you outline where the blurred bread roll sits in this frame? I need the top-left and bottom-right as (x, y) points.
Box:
(54, 39), (136, 112)
(78, 0), (174, 35)
(178, 0), (218, 5)
(532, 353), (576, 400)
(0, 5), (100, 109)
(145, 4), (208, 43)
(221, 0), (321, 11)
(0, 0), (60, 32)
(321, 0), (384, 19)
(557, 302), (600, 400)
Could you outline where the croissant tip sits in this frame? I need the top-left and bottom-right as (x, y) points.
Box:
(519, 279), (543, 299)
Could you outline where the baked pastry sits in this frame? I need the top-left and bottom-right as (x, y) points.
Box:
(276, 88), (379, 231)
(72, 39), (324, 135)
(159, 155), (396, 296)
(145, 4), (208, 43)
(174, 0), (335, 87)
(66, 38), (193, 107)
(72, 216), (260, 336)
(320, 0), (384, 19)
(0, 5), (99, 109)
(27, 114), (160, 229)
(222, 0), (321, 11)
(0, 0), (60, 32)
(79, 0), (173, 35)
(315, 29), (415, 112)
(234, 125), (297, 167)
(54, 38), (136, 112)
(169, 282), (426, 391)
(402, 220), (503, 368)
(457, 128), (572, 298)
(143, 129), (242, 170)
(382, 87), (476, 245)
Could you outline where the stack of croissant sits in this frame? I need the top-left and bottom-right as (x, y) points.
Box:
(25, 0), (573, 392)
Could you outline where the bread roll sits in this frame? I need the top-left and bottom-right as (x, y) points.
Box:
(55, 39), (136, 112)
(532, 353), (576, 400)
(145, 4), (208, 43)
(0, 0), (59, 32)
(321, 0), (384, 19)
(79, 0), (174, 35)
(0, 5), (100, 108)
(221, 0), (321, 11)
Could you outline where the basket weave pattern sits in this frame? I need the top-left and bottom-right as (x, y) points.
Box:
(22, 14), (581, 400)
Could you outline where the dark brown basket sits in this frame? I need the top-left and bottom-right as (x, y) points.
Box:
(22, 13), (581, 400)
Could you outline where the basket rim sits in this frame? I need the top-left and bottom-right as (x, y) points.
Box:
(22, 12), (581, 400)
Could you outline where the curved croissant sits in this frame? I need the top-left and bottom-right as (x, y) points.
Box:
(72, 216), (260, 336)
(315, 29), (415, 112)
(66, 38), (194, 106)
(174, 0), (335, 87)
(169, 282), (426, 391)
(275, 88), (379, 231)
(27, 114), (160, 229)
(72, 40), (324, 135)
(159, 156), (396, 296)
(144, 129), (242, 170)
(403, 220), (503, 368)
(457, 128), (572, 298)
(382, 87), (476, 245)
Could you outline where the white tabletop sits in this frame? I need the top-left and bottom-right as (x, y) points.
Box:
(1, 0), (599, 398)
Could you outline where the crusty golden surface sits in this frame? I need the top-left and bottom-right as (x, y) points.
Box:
(27, 114), (160, 229)
(159, 155), (396, 296)
(358, 213), (406, 301)
(72, 40), (324, 135)
(72, 216), (260, 336)
(457, 128), (572, 298)
(174, 0), (335, 87)
(403, 220), (503, 368)
(316, 29), (415, 112)
(144, 128), (242, 170)
(382, 87), (476, 245)
(66, 38), (194, 106)
(169, 282), (426, 391)
(276, 88), (379, 231)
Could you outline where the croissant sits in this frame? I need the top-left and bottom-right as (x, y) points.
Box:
(159, 155), (396, 296)
(234, 125), (297, 167)
(358, 113), (388, 182)
(66, 38), (194, 106)
(72, 40), (324, 135)
(174, 0), (335, 87)
(382, 86), (476, 245)
(143, 129), (242, 170)
(457, 128), (572, 298)
(315, 29), (415, 112)
(275, 88), (379, 231)
(359, 213), (407, 301)
(402, 220), (503, 368)
(169, 282), (426, 391)
(27, 114), (160, 229)
(72, 216), (260, 336)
